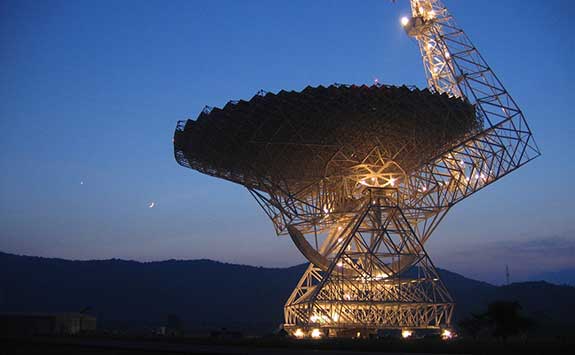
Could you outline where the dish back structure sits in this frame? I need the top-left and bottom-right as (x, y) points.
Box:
(174, 0), (539, 338)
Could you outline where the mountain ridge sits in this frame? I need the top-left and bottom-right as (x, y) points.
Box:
(1, 251), (573, 335)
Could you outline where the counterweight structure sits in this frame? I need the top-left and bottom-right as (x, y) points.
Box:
(173, 0), (539, 338)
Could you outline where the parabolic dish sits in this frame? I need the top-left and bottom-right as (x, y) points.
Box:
(174, 84), (479, 193)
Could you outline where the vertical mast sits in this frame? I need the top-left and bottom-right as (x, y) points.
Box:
(404, 0), (536, 131)
(402, 0), (540, 181)
(404, 0), (461, 98)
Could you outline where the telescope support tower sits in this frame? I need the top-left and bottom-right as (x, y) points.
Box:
(284, 188), (453, 337)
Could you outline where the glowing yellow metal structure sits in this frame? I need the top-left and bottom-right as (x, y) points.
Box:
(173, 0), (539, 338)
(280, 0), (539, 337)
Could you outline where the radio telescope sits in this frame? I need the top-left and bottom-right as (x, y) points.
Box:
(174, 0), (539, 338)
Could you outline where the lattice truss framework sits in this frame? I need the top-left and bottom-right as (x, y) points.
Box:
(258, 0), (539, 336)
(173, 0), (540, 338)
(283, 189), (453, 336)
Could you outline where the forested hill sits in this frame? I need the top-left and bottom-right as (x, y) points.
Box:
(1, 251), (573, 335)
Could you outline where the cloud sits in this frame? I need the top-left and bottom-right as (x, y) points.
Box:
(495, 236), (575, 264)
(434, 234), (575, 284)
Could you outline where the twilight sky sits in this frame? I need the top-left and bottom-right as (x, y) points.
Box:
(1, 0), (574, 285)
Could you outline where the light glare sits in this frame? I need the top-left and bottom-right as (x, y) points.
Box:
(441, 329), (453, 340)
(311, 328), (322, 338)
(293, 328), (305, 338)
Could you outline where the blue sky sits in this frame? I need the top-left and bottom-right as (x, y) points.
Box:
(1, 0), (574, 284)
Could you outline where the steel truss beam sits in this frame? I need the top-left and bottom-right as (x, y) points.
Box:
(283, 189), (453, 337)
(275, 1), (539, 337)
(176, 0), (540, 338)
